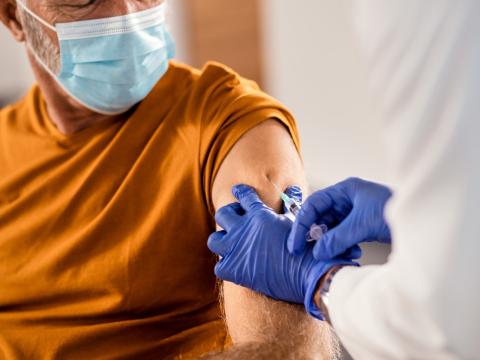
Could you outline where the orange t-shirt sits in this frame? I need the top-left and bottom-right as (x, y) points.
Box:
(0, 61), (300, 360)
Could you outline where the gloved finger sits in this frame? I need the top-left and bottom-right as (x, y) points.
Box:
(313, 210), (369, 260)
(232, 184), (266, 212)
(207, 230), (229, 257)
(215, 202), (244, 232)
(339, 244), (362, 260)
(317, 212), (339, 229)
(287, 190), (332, 255)
(379, 223), (393, 244)
(283, 185), (303, 214)
(213, 259), (235, 283)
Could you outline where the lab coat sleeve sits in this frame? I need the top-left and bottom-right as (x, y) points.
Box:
(328, 1), (480, 359)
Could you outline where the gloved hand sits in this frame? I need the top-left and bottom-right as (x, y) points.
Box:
(208, 184), (357, 320)
(288, 177), (392, 260)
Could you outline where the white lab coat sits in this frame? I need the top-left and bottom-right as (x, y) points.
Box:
(328, 1), (480, 359)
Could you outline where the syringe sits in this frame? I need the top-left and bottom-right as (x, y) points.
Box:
(270, 181), (328, 242)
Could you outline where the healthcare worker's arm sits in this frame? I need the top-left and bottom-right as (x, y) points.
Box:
(209, 120), (339, 358)
(322, 1), (480, 358)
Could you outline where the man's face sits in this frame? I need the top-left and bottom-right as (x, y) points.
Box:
(18, 0), (164, 73)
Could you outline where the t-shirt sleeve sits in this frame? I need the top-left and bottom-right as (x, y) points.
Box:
(194, 62), (301, 215)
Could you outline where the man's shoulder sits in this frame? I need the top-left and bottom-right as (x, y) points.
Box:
(0, 85), (39, 134)
(196, 61), (247, 81)
(197, 61), (261, 94)
(163, 61), (272, 130)
(0, 90), (32, 128)
(168, 61), (261, 99)
(0, 98), (19, 119)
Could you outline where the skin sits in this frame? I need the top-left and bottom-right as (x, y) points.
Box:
(1, 1), (339, 358)
(210, 120), (339, 359)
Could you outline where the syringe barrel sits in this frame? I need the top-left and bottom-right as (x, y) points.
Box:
(283, 194), (327, 242)
(289, 203), (301, 217)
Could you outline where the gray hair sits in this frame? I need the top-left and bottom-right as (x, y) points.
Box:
(18, 2), (61, 74)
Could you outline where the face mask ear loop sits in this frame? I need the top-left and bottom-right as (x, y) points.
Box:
(16, 0), (57, 32)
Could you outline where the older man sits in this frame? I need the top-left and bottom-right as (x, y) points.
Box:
(0, 0), (337, 359)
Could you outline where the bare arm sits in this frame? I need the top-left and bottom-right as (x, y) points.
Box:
(206, 120), (339, 359)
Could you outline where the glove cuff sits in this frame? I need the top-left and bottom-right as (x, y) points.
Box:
(304, 261), (357, 320)
(304, 264), (332, 320)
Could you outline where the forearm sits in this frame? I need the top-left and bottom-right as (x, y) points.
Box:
(221, 285), (339, 360)
(201, 342), (293, 360)
(210, 283), (339, 359)
(201, 341), (316, 360)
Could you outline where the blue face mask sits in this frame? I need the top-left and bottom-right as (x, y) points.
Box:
(17, 1), (175, 115)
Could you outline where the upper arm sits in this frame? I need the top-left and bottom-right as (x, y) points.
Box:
(212, 119), (306, 213)
(211, 119), (308, 343)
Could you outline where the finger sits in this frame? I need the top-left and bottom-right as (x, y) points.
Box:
(287, 191), (332, 255)
(213, 259), (235, 283)
(339, 244), (362, 260)
(207, 230), (229, 257)
(232, 184), (266, 212)
(313, 210), (368, 260)
(215, 202), (243, 232)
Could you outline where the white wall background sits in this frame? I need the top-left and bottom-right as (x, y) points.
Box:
(0, 27), (33, 105)
(167, 0), (191, 64)
(261, 0), (391, 269)
(261, 0), (389, 189)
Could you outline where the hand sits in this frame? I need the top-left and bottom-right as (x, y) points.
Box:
(208, 184), (357, 319)
(288, 177), (392, 260)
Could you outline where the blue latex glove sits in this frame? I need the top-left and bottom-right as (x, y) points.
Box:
(284, 187), (361, 260)
(288, 177), (392, 260)
(208, 184), (357, 320)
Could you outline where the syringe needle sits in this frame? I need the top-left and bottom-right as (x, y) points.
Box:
(267, 177), (328, 242)
(267, 177), (282, 195)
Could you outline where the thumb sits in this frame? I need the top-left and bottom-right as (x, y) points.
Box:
(313, 210), (369, 260)
(232, 184), (266, 212)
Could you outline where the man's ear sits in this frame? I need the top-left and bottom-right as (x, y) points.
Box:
(0, 0), (26, 42)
